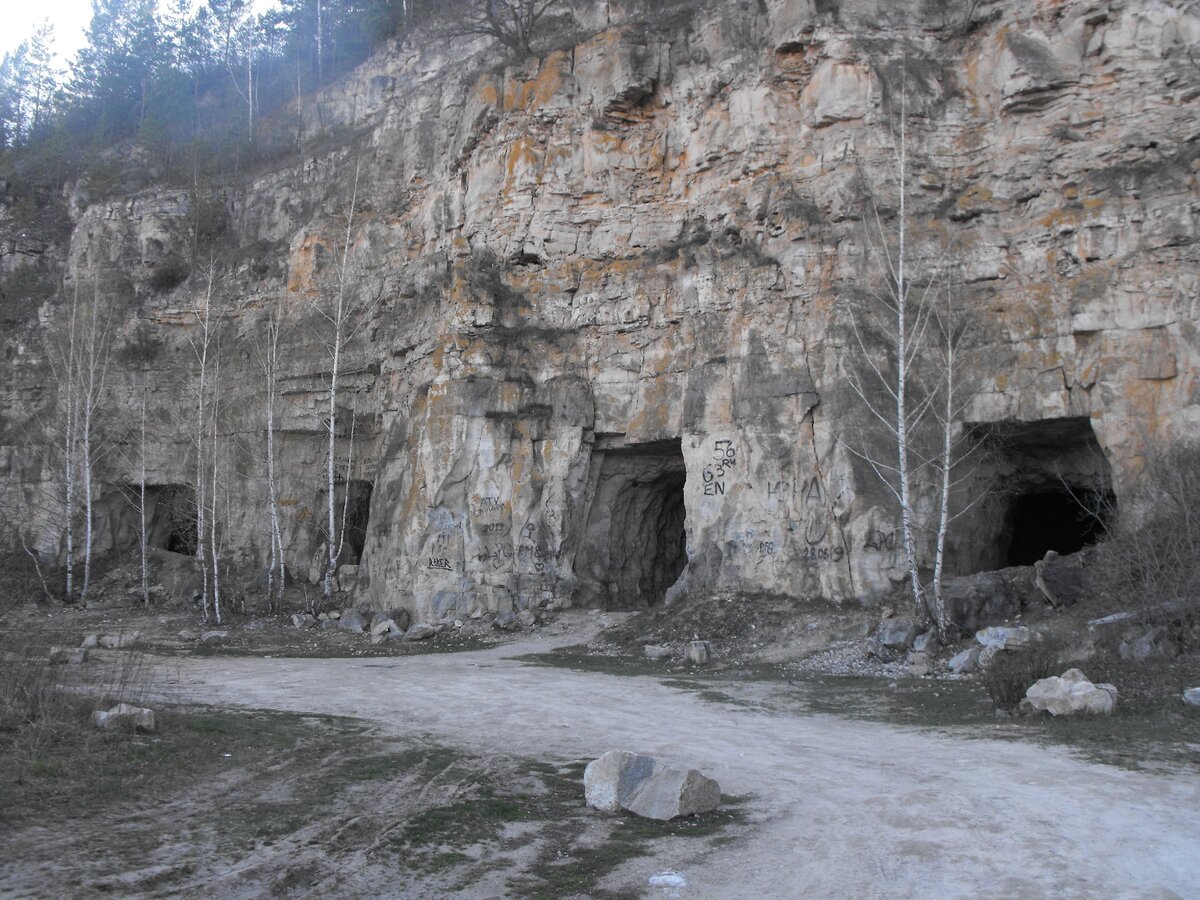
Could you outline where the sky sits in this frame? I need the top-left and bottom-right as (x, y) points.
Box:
(0, 0), (93, 62)
(0, 0), (282, 66)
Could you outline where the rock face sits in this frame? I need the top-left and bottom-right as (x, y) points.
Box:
(583, 750), (721, 820)
(2, 0), (1198, 623)
(1024, 669), (1118, 716)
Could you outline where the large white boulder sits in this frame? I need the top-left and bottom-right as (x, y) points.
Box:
(583, 750), (720, 821)
(1024, 669), (1117, 716)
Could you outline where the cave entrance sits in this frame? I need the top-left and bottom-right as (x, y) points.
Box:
(147, 484), (199, 556)
(105, 483), (197, 558)
(342, 479), (373, 564)
(1004, 489), (1108, 566)
(575, 438), (688, 610)
(954, 417), (1114, 573)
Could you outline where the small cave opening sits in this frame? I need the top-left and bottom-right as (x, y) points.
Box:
(104, 483), (198, 558)
(146, 484), (199, 556)
(575, 438), (688, 609)
(953, 417), (1115, 574)
(1003, 488), (1109, 566)
(316, 479), (374, 566)
(342, 479), (373, 564)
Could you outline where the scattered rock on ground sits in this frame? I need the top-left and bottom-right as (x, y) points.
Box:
(370, 618), (404, 644)
(291, 613), (317, 629)
(1183, 688), (1200, 708)
(93, 703), (157, 732)
(643, 644), (673, 660)
(338, 609), (368, 634)
(975, 626), (1031, 650)
(912, 631), (940, 654)
(686, 640), (711, 665)
(907, 651), (931, 676)
(877, 617), (919, 650)
(1033, 551), (1086, 608)
(47, 646), (69, 664)
(583, 750), (721, 821)
(99, 632), (142, 650)
(404, 622), (437, 641)
(81, 634), (99, 649)
(517, 609), (538, 628)
(948, 647), (981, 675)
(68, 648), (88, 665)
(493, 610), (520, 631)
(648, 871), (687, 888)
(1022, 669), (1117, 716)
(1118, 625), (1179, 661)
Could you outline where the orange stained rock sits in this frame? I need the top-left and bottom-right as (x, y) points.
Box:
(286, 234), (326, 293)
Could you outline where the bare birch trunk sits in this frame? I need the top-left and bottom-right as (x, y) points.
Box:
(321, 167), (361, 608)
(139, 382), (149, 606)
(79, 280), (112, 605)
(892, 105), (926, 623)
(264, 305), (285, 612)
(190, 266), (218, 622)
(209, 336), (223, 625)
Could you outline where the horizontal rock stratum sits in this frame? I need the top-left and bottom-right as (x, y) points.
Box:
(2, 0), (1197, 621)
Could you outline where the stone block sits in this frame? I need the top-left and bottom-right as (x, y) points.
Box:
(99, 632), (142, 650)
(1024, 669), (1117, 716)
(686, 641), (711, 665)
(948, 647), (981, 674)
(975, 626), (1032, 650)
(583, 750), (721, 821)
(403, 622), (437, 641)
(877, 617), (918, 650)
(338, 609), (368, 633)
(93, 703), (157, 732)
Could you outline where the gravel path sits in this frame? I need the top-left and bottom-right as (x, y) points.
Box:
(152, 626), (1200, 899)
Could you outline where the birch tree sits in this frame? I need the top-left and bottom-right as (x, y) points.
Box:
(840, 75), (982, 638)
(77, 279), (114, 603)
(45, 285), (83, 600)
(186, 263), (221, 621)
(311, 162), (377, 609)
(251, 295), (286, 612)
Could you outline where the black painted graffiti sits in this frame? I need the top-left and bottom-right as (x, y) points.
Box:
(864, 528), (896, 551)
(704, 439), (737, 497)
(469, 496), (505, 518)
(800, 545), (845, 565)
(427, 557), (452, 570)
(518, 543), (549, 573)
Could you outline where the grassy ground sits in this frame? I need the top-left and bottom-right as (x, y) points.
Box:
(1, 686), (743, 897)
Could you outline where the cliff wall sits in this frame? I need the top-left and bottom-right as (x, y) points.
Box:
(2, 0), (1198, 619)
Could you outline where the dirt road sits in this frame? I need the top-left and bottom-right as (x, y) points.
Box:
(154, 627), (1200, 899)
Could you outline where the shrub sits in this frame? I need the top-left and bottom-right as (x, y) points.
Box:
(1090, 442), (1200, 645)
(979, 642), (1061, 712)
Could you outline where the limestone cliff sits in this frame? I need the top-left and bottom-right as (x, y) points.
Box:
(2, 0), (1198, 620)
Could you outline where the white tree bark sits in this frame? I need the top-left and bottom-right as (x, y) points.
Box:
(189, 265), (219, 621)
(839, 71), (977, 637)
(79, 279), (112, 604)
(320, 165), (361, 608)
(263, 300), (285, 611)
(139, 380), (149, 606)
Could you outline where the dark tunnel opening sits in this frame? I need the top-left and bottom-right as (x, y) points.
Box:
(576, 439), (688, 609)
(1003, 488), (1109, 566)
